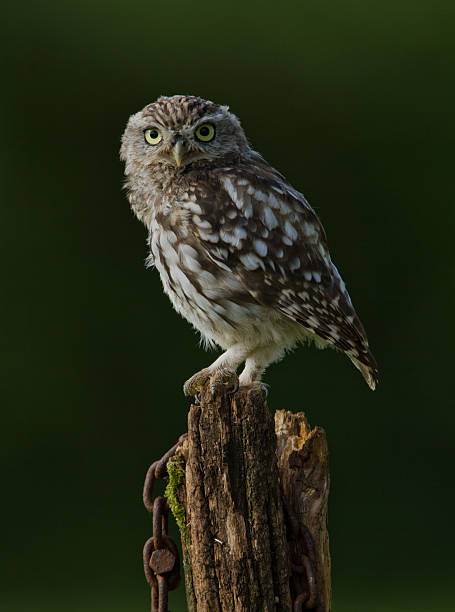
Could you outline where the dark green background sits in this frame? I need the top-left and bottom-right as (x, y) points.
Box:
(2, 1), (454, 610)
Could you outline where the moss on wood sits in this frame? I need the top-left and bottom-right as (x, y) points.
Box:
(165, 453), (189, 545)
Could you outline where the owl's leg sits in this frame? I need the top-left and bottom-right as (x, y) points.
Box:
(238, 345), (285, 387)
(183, 344), (250, 398)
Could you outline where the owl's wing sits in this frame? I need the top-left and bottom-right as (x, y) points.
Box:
(190, 163), (378, 386)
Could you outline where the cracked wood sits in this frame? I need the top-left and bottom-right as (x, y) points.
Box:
(181, 384), (292, 612)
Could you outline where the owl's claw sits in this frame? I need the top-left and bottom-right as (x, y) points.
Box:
(183, 367), (211, 398)
(184, 367), (239, 400)
(240, 381), (270, 398)
(209, 368), (239, 399)
(227, 380), (239, 395)
(258, 382), (270, 398)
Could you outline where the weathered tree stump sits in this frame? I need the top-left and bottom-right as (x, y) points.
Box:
(168, 383), (331, 611)
(275, 411), (331, 611)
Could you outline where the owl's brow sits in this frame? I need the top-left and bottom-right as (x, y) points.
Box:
(194, 112), (225, 126)
(143, 120), (168, 130)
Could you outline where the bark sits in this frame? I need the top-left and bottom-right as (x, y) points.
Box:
(180, 384), (292, 612)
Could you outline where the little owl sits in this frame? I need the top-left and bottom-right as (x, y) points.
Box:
(120, 95), (378, 396)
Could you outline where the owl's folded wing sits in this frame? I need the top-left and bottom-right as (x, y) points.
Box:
(189, 167), (377, 384)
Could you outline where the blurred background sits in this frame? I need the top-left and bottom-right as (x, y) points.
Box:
(2, 1), (454, 610)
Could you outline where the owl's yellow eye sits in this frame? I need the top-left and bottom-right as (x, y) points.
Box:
(144, 128), (163, 145)
(195, 123), (215, 142)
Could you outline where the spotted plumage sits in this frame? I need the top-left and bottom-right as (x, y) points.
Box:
(120, 95), (378, 393)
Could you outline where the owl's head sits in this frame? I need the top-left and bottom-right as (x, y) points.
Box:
(120, 95), (249, 173)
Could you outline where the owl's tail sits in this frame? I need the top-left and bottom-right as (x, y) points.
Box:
(350, 351), (379, 391)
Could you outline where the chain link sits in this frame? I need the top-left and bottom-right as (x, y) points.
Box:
(143, 434), (187, 612)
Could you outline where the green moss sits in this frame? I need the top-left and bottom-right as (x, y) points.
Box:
(165, 454), (189, 545)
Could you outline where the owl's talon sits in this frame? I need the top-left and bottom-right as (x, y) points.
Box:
(241, 381), (270, 398)
(183, 367), (211, 397)
(184, 367), (239, 400)
(258, 382), (270, 398)
(209, 368), (239, 399)
(227, 380), (239, 395)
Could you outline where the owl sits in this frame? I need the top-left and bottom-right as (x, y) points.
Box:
(120, 95), (378, 397)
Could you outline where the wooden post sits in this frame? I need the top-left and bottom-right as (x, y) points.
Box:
(168, 384), (331, 611)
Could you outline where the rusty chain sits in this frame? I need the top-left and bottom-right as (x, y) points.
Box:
(142, 433), (187, 612)
(281, 492), (323, 611)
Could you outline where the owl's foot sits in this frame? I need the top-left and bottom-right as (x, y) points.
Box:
(183, 367), (210, 398)
(210, 368), (239, 398)
(257, 382), (270, 398)
(241, 381), (270, 399)
(184, 367), (239, 400)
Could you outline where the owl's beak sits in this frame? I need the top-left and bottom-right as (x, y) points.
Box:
(172, 140), (187, 168)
